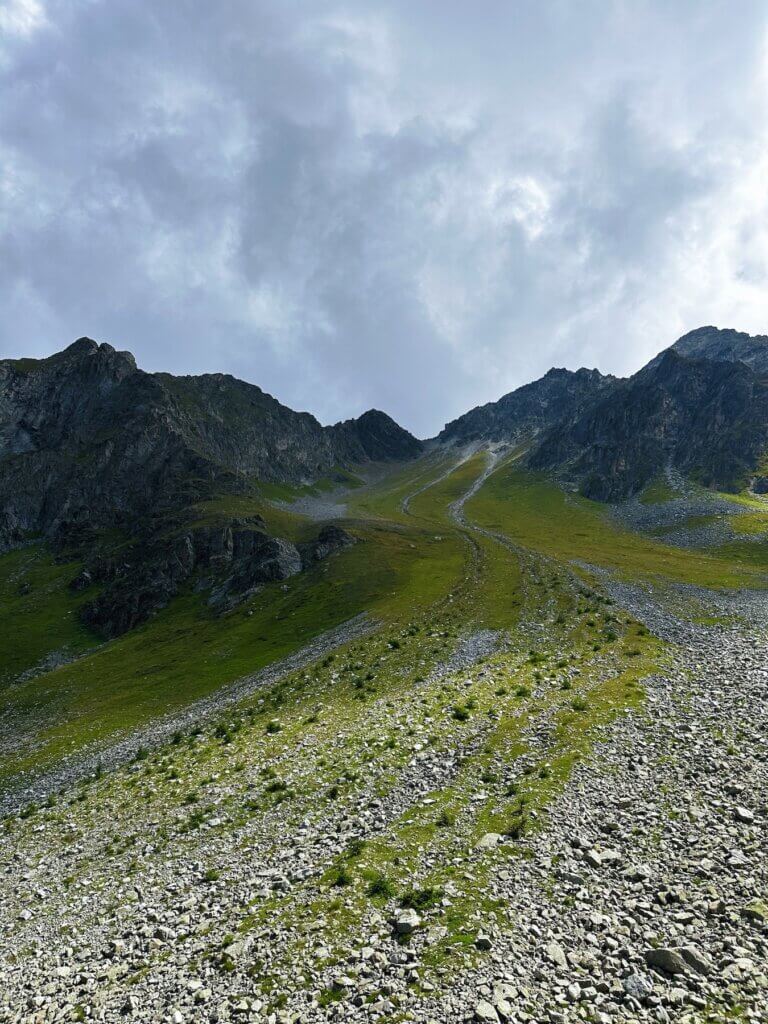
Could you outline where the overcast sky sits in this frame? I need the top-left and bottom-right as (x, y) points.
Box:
(2, 1), (768, 435)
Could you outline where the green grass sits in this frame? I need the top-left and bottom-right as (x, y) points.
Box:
(0, 547), (96, 687)
(3, 447), (764, 803)
(257, 467), (364, 504)
(191, 494), (318, 542)
(466, 466), (768, 588)
(726, 511), (768, 536)
(639, 475), (679, 504)
(0, 513), (466, 790)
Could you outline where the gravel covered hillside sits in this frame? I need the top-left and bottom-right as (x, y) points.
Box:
(1, 451), (766, 1024)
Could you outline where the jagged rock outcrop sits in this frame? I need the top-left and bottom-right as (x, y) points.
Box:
(0, 338), (421, 553)
(668, 325), (768, 374)
(531, 345), (768, 500)
(298, 524), (357, 567)
(78, 520), (356, 636)
(438, 367), (615, 446)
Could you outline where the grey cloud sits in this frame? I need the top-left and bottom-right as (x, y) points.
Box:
(2, 0), (768, 435)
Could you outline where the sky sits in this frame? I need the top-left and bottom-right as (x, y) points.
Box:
(2, 1), (768, 436)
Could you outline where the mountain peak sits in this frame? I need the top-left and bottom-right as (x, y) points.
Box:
(438, 365), (613, 445)
(331, 408), (423, 461)
(669, 325), (768, 373)
(56, 337), (138, 376)
(65, 336), (100, 356)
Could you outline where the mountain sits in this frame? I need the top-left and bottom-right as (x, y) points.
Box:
(437, 366), (615, 445)
(2, 328), (768, 1024)
(434, 325), (768, 501)
(530, 328), (768, 499)
(669, 325), (768, 373)
(0, 338), (421, 634)
(0, 338), (421, 552)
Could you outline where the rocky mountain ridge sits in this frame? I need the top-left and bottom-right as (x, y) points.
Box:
(0, 339), (420, 635)
(440, 326), (768, 500)
(0, 337), (421, 554)
(4, 325), (768, 637)
(531, 345), (768, 499)
(669, 324), (768, 373)
(437, 366), (615, 446)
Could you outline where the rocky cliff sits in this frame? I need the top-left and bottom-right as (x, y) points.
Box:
(0, 338), (420, 635)
(530, 332), (768, 499)
(0, 338), (422, 553)
(438, 366), (615, 446)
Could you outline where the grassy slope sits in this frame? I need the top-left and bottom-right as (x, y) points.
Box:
(0, 463), (468, 790)
(0, 547), (96, 687)
(1, 454), (669, 998)
(467, 465), (768, 588)
(4, 449), (768, 799)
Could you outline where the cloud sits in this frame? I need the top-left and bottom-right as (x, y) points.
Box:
(1, 0), (768, 435)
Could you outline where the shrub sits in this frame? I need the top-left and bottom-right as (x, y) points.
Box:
(504, 812), (528, 840)
(367, 874), (395, 899)
(400, 886), (443, 911)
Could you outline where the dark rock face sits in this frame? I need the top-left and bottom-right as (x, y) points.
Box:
(435, 325), (768, 502)
(0, 339), (422, 553)
(0, 339), (391, 636)
(330, 409), (423, 461)
(531, 346), (768, 500)
(669, 325), (768, 374)
(79, 521), (356, 636)
(438, 367), (615, 446)
(299, 524), (356, 567)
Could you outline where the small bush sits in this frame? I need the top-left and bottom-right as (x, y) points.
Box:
(400, 886), (443, 911)
(505, 812), (528, 840)
(367, 874), (395, 899)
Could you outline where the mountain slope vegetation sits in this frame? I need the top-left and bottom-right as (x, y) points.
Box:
(1, 328), (768, 1023)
